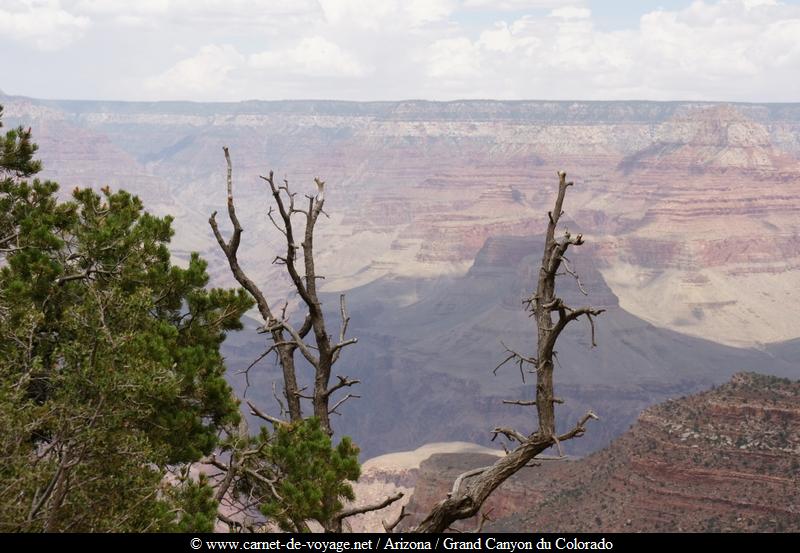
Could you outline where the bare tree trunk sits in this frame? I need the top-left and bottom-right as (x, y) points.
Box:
(413, 171), (603, 533)
(210, 148), (400, 531)
(209, 148), (305, 421)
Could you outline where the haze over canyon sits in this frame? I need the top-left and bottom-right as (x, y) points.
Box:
(3, 92), (799, 460)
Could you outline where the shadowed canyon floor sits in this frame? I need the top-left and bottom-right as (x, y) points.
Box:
(224, 235), (799, 458)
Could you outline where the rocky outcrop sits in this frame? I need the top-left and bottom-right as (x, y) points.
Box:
(401, 373), (800, 532)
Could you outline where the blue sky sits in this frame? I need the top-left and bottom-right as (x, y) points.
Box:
(1, 0), (799, 102)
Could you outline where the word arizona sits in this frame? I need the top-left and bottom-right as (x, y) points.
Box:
(384, 539), (432, 550)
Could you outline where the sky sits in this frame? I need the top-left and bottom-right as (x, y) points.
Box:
(1, 0), (799, 103)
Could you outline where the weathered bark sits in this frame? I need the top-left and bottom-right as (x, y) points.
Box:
(413, 171), (603, 533)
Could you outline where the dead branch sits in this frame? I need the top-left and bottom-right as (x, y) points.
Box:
(491, 427), (528, 444)
(502, 399), (536, 407)
(329, 393), (361, 416)
(558, 411), (599, 442)
(449, 466), (491, 497)
(336, 491), (404, 523)
(412, 435), (554, 533)
(55, 267), (115, 285)
(560, 255), (588, 295)
(210, 147), (303, 420)
(493, 341), (538, 381)
(212, 149), (368, 533)
(412, 170), (603, 533)
(382, 505), (409, 533)
(266, 206), (287, 238)
(215, 455), (238, 503)
(237, 345), (279, 396)
(545, 306), (606, 353)
(272, 382), (287, 418)
(449, 507), (495, 534)
(326, 375), (361, 397)
(270, 318), (319, 368)
(332, 294), (357, 363)
(0, 231), (22, 253)
(338, 294), (349, 342)
(258, 168), (351, 436)
(217, 512), (258, 533)
(473, 508), (494, 533)
(246, 400), (287, 427)
(331, 337), (358, 357)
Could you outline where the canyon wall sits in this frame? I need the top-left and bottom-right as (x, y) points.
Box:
(401, 373), (800, 532)
(4, 95), (800, 346)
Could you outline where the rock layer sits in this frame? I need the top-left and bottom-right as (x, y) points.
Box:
(3, 95), (800, 345)
(402, 373), (800, 532)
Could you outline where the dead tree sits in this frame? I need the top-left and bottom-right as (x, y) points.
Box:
(209, 147), (401, 532)
(209, 147), (361, 433)
(412, 171), (604, 533)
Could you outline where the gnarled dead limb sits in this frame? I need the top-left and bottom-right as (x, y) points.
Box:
(493, 341), (538, 382)
(413, 171), (603, 533)
(326, 375), (361, 397)
(329, 393), (361, 416)
(491, 426), (528, 445)
(502, 399), (537, 407)
(327, 492), (405, 533)
(382, 505), (409, 533)
(246, 400), (287, 428)
(212, 148), (361, 438)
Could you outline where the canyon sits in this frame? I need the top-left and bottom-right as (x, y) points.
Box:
(2, 92), (799, 463)
(3, 96), (799, 347)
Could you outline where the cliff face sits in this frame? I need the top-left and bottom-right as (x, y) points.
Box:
(3, 96), (800, 347)
(401, 373), (800, 532)
(298, 235), (795, 458)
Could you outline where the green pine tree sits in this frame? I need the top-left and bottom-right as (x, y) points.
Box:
(0, 105), (253, 532)
(230, 417), (360, 532)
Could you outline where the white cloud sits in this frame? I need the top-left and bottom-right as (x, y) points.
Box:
(250, 37), (368, 78)
(549, 6), (591, 19)
(742, 0), (778, 8)
(426, 37), (482, 79)
(75, 0), (169, 15)
(478, 23), (517, 53)
(72, 0), (320, 29)
(74, 0), (451, 31)
(144, 44), (245, 100)
(420, 0), (800, 101)
(319, 0), (456, 30)
(463, 0), (585, 10)
(0, 0), (90, 50)
(632, 0), (800, 96)
(4, 0), (800, 102)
